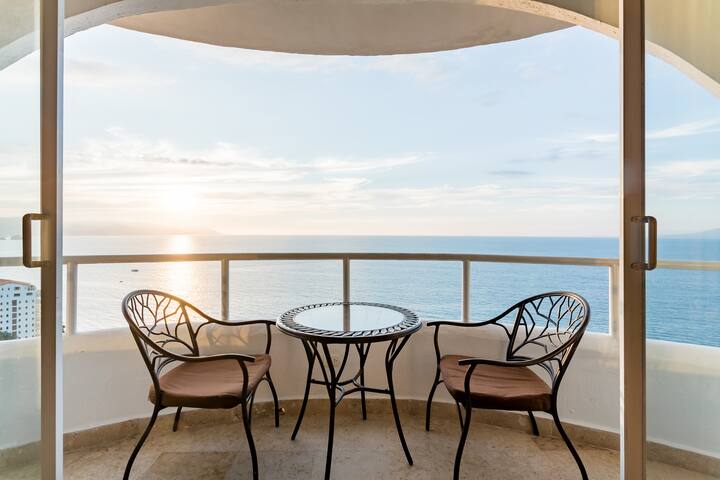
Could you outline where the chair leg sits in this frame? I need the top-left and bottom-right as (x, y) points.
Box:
(528, 410), (539, 436)
(248, 391), (256, 429)
(455, 400), (464, 431)
(172, 406), (182, 432)
(425, 369), (441, 431)
(551, 406), (588, 480)
(291, 342), (315, 440)
(241, 400), (259, 480)
(265, 371), (280, 428)
(453, 402), (472, 480)
(123, 405), (162, 480)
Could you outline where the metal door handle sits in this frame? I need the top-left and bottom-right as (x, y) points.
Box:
(631, 216), (657, 271)
(22, 213), (48, 268)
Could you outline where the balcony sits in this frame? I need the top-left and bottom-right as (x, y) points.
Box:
(0, 251), (719, 478)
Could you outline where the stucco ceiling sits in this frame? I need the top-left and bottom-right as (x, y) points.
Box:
(0, 0), (718, 96)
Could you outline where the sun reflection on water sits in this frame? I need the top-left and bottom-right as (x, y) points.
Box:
(164, 235), (197, 297)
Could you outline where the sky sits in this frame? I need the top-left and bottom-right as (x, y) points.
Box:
(0, 24), (718, 237)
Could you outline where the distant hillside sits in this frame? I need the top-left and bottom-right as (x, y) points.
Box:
(670, 228), (720, 239)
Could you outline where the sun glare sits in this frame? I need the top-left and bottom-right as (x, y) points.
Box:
(166, 234), (194, 253)
(158, 187), (197, 214)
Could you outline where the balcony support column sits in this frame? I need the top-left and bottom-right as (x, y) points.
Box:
(221, 259), (230, 321)
(65, 262), (77, 335)
(342, 258), (350, 304)
(462, 260), (470, 322)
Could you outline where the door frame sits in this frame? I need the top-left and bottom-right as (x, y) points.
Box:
(620, 0), (647, 478)
(39, 0), (64, 478)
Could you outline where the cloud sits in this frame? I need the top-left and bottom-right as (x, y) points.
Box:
(647, 119), (720, 140)
(0, 53), (174, 88)
(513, 144), (609, 164)
(56, 129), (620, 235)
(576, 118), (720, 144)
(489, 169), (533, 176)
(310, 156), (421, 173)
(182, 43), (453, 83)
(65, 58), (175, 88)
(651, 159), (720, 178)
(582, 133), (618, 143)
(647, 159), (720, 200)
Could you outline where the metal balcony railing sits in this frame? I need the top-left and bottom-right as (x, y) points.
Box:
(1, 252), (718, 337)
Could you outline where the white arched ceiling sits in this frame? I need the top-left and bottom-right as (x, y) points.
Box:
(1, 0), (718, 96)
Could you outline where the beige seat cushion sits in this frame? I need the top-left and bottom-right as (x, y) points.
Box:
(149, 354), (271, 409)
(440, 354), (551, 412)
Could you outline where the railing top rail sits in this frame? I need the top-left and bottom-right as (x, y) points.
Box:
(657, 259), (720, 271)
(0, 252), (618, 267)
(0, 252), (718, 270)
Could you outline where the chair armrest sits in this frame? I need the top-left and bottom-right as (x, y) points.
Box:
(427, 319), (503, 365)
(198, 317), (276, 355)
(208, 319), (275, 328)
(457, 357), (536, 368)
(170, 352), (257, 364)
(426, 319), (497, 328)
(458, 340), (572, 368)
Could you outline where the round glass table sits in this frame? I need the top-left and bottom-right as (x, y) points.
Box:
(276, 302), (421, 480)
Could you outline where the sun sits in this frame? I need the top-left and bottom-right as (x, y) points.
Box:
(157, 187), (197, 214)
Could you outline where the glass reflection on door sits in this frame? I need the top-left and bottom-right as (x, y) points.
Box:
(0, 0), (43, 477)
(646, 1), (720, 477)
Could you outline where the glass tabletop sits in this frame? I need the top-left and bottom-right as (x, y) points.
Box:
(292, 303), (406, 332)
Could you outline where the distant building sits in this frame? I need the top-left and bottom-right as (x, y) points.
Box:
(0, 280), (40, 340)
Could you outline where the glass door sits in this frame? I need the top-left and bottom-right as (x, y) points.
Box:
(0, 0), (63, 478)
(645, 1), (720, 478)
(0, 1), (44, 477)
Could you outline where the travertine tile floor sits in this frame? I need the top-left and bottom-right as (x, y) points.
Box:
(3, 404), (716, 479)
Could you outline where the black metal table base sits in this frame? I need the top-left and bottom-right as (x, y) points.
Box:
(291, 337), (413, 480)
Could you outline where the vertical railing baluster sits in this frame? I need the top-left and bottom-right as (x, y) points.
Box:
(462, 259), (471, 321)
(221, 259), (230, 321)
(66, 261), (78, 335)
(343, 257), (350, 304)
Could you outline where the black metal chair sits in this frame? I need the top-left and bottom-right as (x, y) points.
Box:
(425, 291), (590, 480)
(121, 290), (280, 480)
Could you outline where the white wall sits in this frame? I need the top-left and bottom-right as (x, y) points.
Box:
(1, 323), (719, 459)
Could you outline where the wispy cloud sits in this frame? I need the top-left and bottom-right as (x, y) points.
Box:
(652, 159), (720, 178)
(65, 58), (176, 88)
(575, 118), (720, 144)
(0, 53), (175, 88)
(182, 43), (453, 83)
(53, 130), (620, 235)
(647, 119), (720, 140)
(310, 156), (421, 173)
(582, 132), (618, 143)
(647, 159), (720, 201)
(489, 169), (533, 176)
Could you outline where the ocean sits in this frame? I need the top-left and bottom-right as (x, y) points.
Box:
(1, 235), (719, 347)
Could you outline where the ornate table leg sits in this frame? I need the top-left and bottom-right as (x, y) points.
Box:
(355, 343), (371, 420)
(314, 342), (339, 480)
(385, 336), (414, 465)
(291, 339), (316, 440)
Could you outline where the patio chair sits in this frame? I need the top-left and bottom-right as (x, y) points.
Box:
(121, 290), (280, 480)
(425, 291), (590, 480)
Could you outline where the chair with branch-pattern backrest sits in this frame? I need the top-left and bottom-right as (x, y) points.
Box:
(425, 291), (590, 480)
(122, 290), (280, 480)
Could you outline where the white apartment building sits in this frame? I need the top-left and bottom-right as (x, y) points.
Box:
(0, 279), (39, 340)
